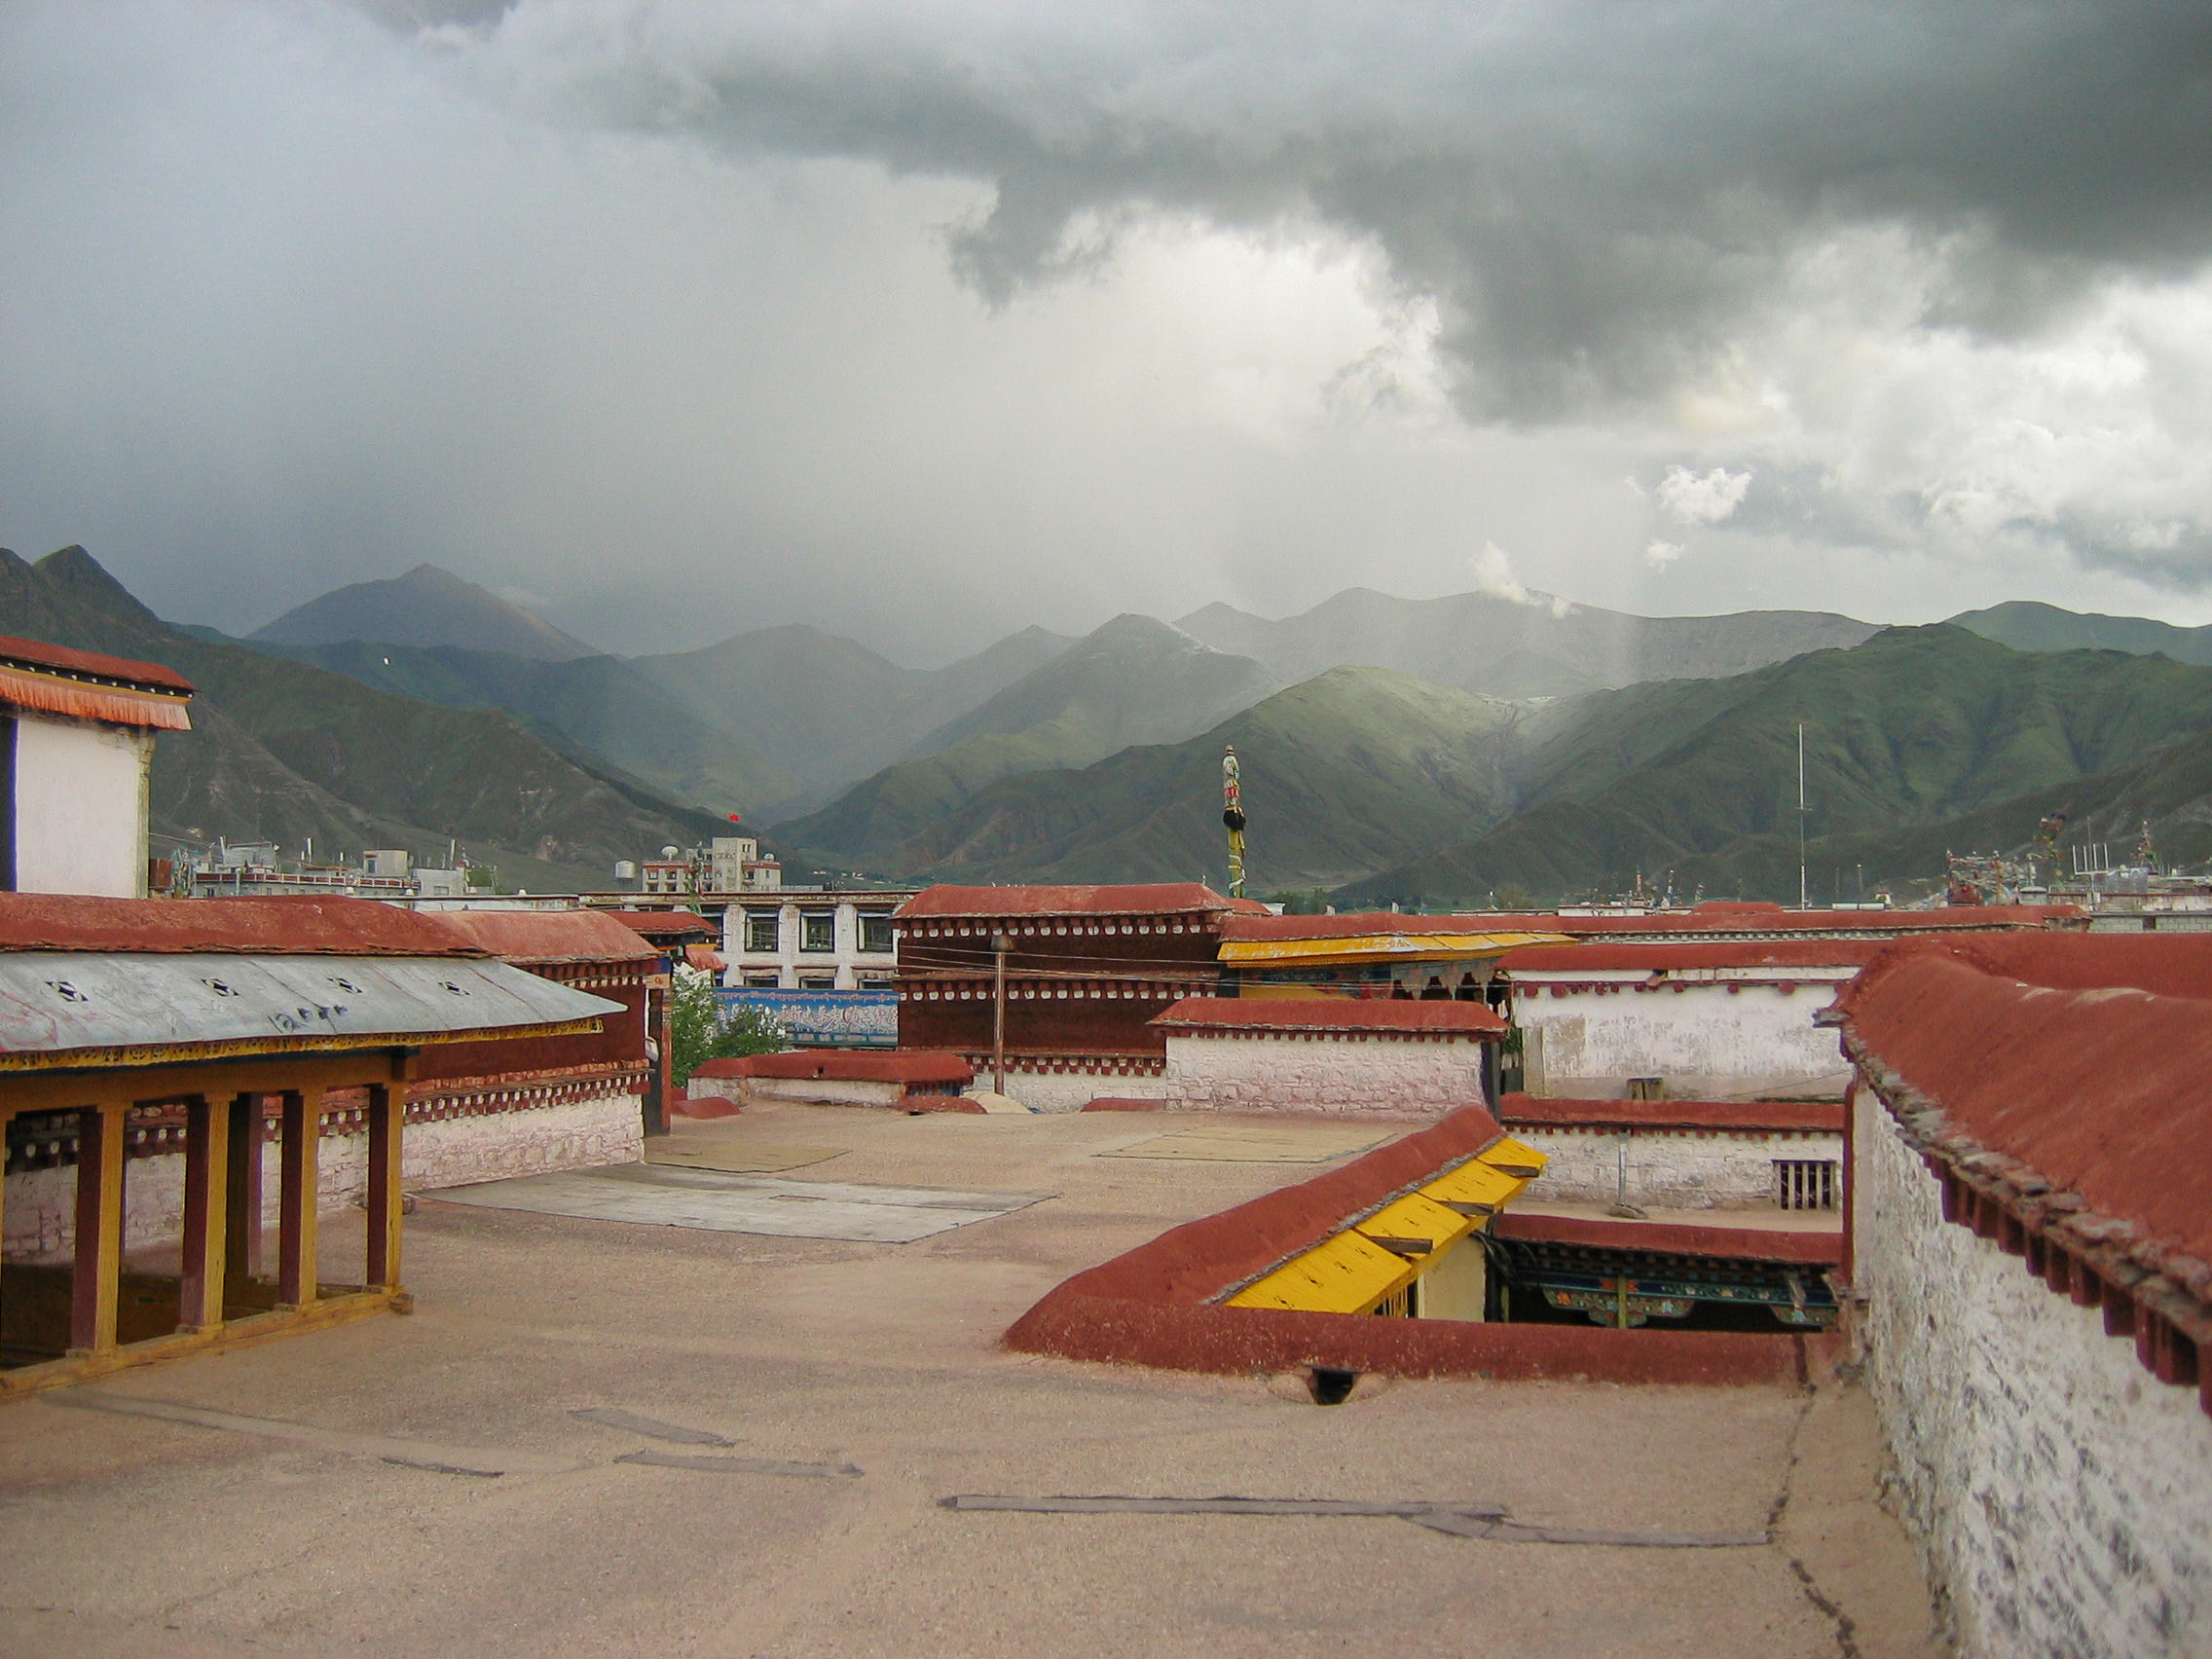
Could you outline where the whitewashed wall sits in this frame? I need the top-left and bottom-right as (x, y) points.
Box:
(1508, 1124), (1843, 1209)
(2, 1091), (643, 1264)
(1162, 1032), (1487, 1117)
(13, 716), (152, 898)
(1855, 1093), (2212, 1656)
(1517, 978), (1853, 1099)
(997, 1069), (1165, 1113)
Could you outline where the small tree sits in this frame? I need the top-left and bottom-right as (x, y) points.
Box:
(668, 968), (786, 1085)
(1494, 883), (1535, 911)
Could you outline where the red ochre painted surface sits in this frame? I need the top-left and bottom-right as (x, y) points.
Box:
(1493, 1211), (1843, 1267)
(1494, 940), (1888, 974)
(692, 1050), (974, 1086)
(1451, 903), (2083, 937)
(599, 909), (717, 945)
(0, 893), (492, 957)
(1219, 913), (1529, 942)
(1004, 1103), (1809, 1385)
(1151, 996), (1507, 1036)
(0, 630), (196, 693)
(1841, 936), (2212, 1272)
(427, 908), (658, 966)
(1498, 1092), (1846, 1135)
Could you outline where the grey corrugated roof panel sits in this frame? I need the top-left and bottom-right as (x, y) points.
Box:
(0, 953), (625, 1063)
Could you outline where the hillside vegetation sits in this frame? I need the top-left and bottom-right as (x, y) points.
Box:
(799, 666), (1526, 889)
(0, 547), (746, 889)
(1339, 625), (2212, 905)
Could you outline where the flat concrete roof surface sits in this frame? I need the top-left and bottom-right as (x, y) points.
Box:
(0, 1104), (1940, 1659)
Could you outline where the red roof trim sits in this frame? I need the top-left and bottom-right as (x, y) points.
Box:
(692, 1049), (974, 1085)
(0, 632), (195, 695)
(898, 883), (1245, 919)
(0, 894), (488, 957)
(1496, 940), (1886, 973)
(1448, 905), (2084, 937)
(426, 909), (658, 966)
(1152, 996), (1506, 1035)
(1493, 1212), (1842, 1266)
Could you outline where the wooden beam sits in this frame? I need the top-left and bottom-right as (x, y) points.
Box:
(67, 1100), (129, 1355)
(177, 1093), (229, 1332)
(276, 1089), (319, 1309)
(224, 1092), (262, 1303)
(366, 1084), (403, 1292)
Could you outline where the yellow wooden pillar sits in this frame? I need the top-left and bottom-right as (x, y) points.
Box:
(365, 1084), (403, 1293)
(177, 1093), (230, 1332)
(67, 1100), (129, 1355)
(276, 1088), (319, 1309)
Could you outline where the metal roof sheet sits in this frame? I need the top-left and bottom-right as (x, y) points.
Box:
(0, 895), (491, 958)
(0, 951), (621, 1068)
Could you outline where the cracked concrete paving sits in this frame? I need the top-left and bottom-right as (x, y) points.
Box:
(0, 1105), (1948, 1658)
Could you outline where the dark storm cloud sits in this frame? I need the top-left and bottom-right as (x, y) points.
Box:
(481, 0), (2212, 418)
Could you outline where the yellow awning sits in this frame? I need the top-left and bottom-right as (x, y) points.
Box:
(1224, 1135), (1547, 1314)
(1220, 932), (1571, 967)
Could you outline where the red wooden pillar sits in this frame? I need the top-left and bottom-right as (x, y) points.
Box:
(67, 1101), (129, 1355)
(276, 1089), (319, 1309)
(177, 1093), (230, 1332)
(366, 1084), (403, 1292)
(223, 1092), (262, 1305)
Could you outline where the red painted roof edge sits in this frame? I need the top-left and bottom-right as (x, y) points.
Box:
(1493, 1211), (1842, 1265)
(1219, 912), (1526, 941)
(1151, 995), (1506, 1034)
(1496, 940), (1885, 973)
(0, 631), (195, 694)
(0, 894), (489, 957)
(1498, 1094), (1846, 1133)
(426, 908), (658, 965)
(1449, 905), (2084, 936)
(601, 909), (716, 940)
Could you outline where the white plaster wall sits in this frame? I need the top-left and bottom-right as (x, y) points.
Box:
(1512, 1126), (1843, 1209)
(735, 1077), (904, 1108)
(13, 717), (151, 898)
(997, 1071), (1165, 1114)
(1856, 1094), (2212, 1656)
(1517, 982), (1851, 1099)
(1162, 1033), (1486, 1117)
(3, 1093), (644, 1264)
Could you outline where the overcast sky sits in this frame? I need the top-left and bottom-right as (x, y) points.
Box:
(5, 1), (2211, 663)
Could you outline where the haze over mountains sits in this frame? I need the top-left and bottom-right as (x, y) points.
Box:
(34, 548), (2212, 903)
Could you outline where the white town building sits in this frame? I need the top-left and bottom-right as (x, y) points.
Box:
(0, 632), (193, 898)
(723, 889), (916, 991)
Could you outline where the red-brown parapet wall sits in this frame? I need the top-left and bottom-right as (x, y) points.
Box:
(1003, 1103), (1811, 1387)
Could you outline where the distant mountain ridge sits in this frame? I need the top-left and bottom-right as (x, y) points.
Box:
(1177, 586), (1881, 700)
(1950, 600), (2212, 667)
(252, 564), (601, 661)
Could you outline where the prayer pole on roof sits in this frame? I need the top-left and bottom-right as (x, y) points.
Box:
(1222, 746), (1247, 901)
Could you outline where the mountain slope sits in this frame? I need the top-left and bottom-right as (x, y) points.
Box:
(777, 614), (1278, 863)
(252, 564), (599, 660)
(830, 666), (1525, 888)
(1337, 624), (2212, 905)
(0, 547), (746, 888)
(631, 623), (1073, 810)
(1178, 586), (1880, 700)
(1951, 600), (2212, 667)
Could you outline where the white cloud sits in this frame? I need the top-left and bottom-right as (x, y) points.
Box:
(1644, 539), (1685, 569)
(1657, 465), (1752, 525)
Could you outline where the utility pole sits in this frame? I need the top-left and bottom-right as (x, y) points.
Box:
(1797, 722), (1809, 911)
(991, 932), (1012, 1098)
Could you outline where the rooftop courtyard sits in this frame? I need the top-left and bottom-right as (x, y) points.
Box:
(0, 1105), (1939, 1658)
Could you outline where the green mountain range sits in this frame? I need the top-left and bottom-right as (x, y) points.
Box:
(0, 548), (752, 890)
(773, 613), (1278, 866)
(1952, 600), (2212, 667)
(1338, 624), (2212, 905)
(803, 666), (1526, 889)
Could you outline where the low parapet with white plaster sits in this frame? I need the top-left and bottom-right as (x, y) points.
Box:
(1497, 1094), (1845, 1211)
(1154, 996), (1505, 1117)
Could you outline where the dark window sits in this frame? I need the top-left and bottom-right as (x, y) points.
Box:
(801, 912), (835, 952)
(745, 911), (781, 952)
(1774, 1160), (1838, 1210)
(860, 913), (893, 954)
(797, 974), (835, 990)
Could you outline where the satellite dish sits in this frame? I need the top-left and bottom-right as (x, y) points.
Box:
(661, 845), (680, 859)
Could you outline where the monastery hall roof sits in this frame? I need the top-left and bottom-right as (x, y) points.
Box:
(1835, 933), (2212, 1399)
(426, 908), (658, 967)
(0, 630), (195, 730)
(1446, 903), (2084, 938)
(899, 883), (1268, 919)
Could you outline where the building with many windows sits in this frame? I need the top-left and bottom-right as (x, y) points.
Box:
(724, 890), (913, 991)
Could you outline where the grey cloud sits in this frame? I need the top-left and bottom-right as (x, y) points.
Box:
(471, 1), (2212, 419)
